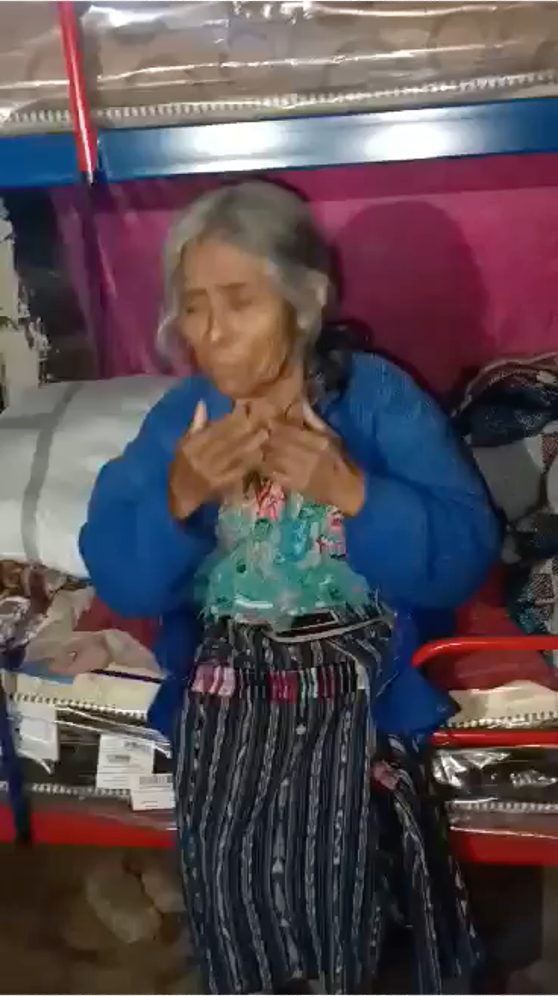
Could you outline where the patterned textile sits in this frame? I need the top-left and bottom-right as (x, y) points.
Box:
(0, 560), (80, 657)
(456, 355), (558, 668)
(197, 481), (368, 629)
(0, 560), (73, 608)
(174, 609), (479, 995)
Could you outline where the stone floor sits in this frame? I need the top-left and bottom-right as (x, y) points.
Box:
(0, 845), (199, 994)
(0, 844), (550, 994)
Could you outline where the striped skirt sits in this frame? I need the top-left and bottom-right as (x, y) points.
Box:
(173, 609), (479, 995)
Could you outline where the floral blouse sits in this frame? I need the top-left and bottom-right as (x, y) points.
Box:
(196, 480), (369, 629)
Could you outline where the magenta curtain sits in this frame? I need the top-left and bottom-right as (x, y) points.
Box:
(53, 155), (558, 395)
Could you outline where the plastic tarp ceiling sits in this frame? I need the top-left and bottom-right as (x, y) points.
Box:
(2, 1), (558, 134)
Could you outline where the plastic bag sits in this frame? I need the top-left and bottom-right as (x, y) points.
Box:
(80, 2), (558, 126)
(0, 3), (69, 134)
(0, 669), (175, 833)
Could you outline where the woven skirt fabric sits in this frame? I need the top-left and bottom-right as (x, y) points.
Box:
(173, 609), (479, 995)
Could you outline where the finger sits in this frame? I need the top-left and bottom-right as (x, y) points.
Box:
(227, 417), (269, 444)
(207, 407), (264, 447)
(223, 405), (252, 430)
(262, 447), (311, 484)
(206, 430), (270, 482)
(266, 424), (313, 452)
(210, 426), (269, 466)
(265, 432), (324, 467)
(188, 415), (267, 465)
(240, 426), (270, 452)
(189, 405), (250, 446)
(261, 450), (300, 483)
(264, 468), (291, 491)
(227, 404), (267, 432)
(214, 452), (267, 490)
(273, 417), (330, 448)
(190, 400), (208, 434)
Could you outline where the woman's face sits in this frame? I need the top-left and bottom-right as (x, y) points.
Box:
(178, 237), (296, 399)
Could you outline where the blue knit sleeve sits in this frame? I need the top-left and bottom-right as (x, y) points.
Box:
(79, 379), (216, 618)
(343, 357), (500, 608)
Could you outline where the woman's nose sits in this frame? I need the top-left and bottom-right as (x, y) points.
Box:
(208, 310), (223, 345)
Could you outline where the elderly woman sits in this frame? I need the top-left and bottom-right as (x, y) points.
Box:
(80, 181), (498, 995)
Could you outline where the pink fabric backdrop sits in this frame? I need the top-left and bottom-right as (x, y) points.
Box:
(54, 153), (558, 396)
(52, 155), (558, 677)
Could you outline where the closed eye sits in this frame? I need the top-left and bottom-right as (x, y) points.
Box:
(182, 289), (206, 315)
(230, 296), (254, 311)
(225, 283), (257, 310)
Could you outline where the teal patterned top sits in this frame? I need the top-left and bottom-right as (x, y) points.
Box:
(196, 481), (369, 629)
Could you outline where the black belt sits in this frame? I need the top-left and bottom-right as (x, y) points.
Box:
(266, 610), (371, 644)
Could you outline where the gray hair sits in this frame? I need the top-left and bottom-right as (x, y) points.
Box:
(158, 180), (333, 360)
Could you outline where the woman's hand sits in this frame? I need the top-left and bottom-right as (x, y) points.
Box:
(262, 402), (365, 517)
(169, 402), (268, 520)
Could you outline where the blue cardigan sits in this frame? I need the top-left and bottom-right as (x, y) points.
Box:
(80, 355), (500, 738)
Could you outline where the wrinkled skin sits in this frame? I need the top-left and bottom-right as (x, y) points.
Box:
(169, 237), (365, 519)
(169, 402), (268, 520)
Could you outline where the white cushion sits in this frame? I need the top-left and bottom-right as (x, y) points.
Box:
(0, 376), (175, 578)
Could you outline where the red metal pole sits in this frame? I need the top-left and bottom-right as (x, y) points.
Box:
(57, 0), (97, 179)
(413, 634), (558, 747)
(413, 634), (558, 670)
(431, 728), (558, 748)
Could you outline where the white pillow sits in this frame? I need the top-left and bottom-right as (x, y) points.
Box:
(0, 376), (176, 578)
